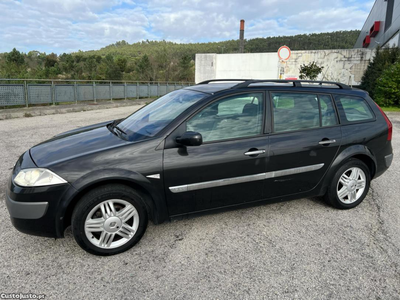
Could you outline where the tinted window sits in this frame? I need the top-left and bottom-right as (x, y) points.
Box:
(187, 93), (264, 142)
(385, 0), (394, 31)
(319, 95), (338, 127)
(272, 93), (320, 132)
(118, 89), (206, 141)
(336, 96), (374, 122)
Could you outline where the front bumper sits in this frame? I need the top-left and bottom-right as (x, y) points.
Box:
(6, 177), (71, 238)
(6, 195), (48, 219)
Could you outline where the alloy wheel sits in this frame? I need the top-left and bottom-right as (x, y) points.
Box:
(84, 199), (139, 249)
(336, 167), (366, 204)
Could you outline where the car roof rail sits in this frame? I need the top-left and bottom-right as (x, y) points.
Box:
(197, 79), (253, 84)
(198, 79), (351, 90)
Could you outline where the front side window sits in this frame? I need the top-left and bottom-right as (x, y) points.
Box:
(335, 95), (374, 122)
(187, 93), (264, 142)
(118, 89), (207, 141)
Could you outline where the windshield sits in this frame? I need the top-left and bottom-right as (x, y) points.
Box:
(117, 89), (207, 141)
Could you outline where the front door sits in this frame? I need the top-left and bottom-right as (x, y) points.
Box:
(163, 92), (269, 216)
(265, 92), (342, 198)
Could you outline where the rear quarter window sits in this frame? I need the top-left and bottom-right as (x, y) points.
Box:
(335, 95), (374, 123)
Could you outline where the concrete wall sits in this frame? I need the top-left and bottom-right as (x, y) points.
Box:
(354, 0), (400, 49)
(195, 49), (373, 85)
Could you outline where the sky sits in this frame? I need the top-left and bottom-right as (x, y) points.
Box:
(0, 0), (375, 54)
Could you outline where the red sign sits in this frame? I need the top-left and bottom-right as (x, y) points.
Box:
(278, 46), (291, 61)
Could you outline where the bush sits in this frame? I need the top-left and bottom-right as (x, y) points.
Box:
(360, 47), (400, 100)
(375, 62), (400, 106)
(299, 62), (323, 80)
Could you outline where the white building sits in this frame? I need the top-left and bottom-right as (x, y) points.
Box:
(195, 49), (373, 85)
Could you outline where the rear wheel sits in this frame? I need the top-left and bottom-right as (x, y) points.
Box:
(71, 184), (148, 256)
(324, 159), (371, 209)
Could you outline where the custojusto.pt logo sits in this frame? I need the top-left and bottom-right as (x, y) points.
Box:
(1, 293), (45, 299)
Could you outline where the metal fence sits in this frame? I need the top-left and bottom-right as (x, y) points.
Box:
(0, 79), (194, 107)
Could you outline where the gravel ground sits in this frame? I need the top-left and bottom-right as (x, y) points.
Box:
(0, 108), (399, 300)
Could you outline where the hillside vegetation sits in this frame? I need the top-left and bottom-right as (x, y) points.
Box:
(0, 30), (360, 82)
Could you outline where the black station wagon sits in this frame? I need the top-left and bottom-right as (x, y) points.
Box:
(6, 79), (393, 255)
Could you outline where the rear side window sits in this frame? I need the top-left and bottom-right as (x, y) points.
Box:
(335, 95), (374, 122)
(319, 95), (338, 127)
(272, 92), (337, 133)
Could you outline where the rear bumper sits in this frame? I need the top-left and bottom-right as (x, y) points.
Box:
(385, 153), (394, 168)
(371, 136), (393, 179)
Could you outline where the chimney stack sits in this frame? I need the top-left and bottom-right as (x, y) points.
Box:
(239, 20), (245, 53)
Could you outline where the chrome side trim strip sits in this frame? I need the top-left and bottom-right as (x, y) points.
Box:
(169, 173), (266, 193)
(264, 163), (325, 179)
(146, 174), (161, 179)
(169, 163), (324, 193)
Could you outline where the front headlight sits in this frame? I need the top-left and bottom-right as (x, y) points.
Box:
(14, 168), (67, 187)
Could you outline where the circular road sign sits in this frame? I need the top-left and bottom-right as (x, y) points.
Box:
(278, 45), (291, 61)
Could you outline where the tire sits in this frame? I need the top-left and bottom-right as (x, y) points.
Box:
(324, 158), (371, 209)
(71, 184), (148, 256)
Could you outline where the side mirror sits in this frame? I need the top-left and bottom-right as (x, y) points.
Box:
(176, 131), (203, 146)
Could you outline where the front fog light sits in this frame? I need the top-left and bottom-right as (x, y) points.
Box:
(14, 168), (67, 187)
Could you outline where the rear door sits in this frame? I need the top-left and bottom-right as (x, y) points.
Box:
(264, 91), (342, 198)
(163, 92), (269, 216)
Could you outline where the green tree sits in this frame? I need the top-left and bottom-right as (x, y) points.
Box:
(6, 48), (25, 65)
(360, 47), (400, 99)
(84, 55), (97, 79)
(115, 56), (127, 72)
(375, 62), (400, 107)
(0, 30), (362, 81)
(101, 54), (122, 80)
(59, 53), (75, 73)
(178, 54), (194, 81)
(136, 54), (153, 81)
(105, 65), (122, 80)
(45, 53), (58, 68)
(299, 62), (324, 80)
(3, 48), (27, 78)
(154, 43), (173, 81)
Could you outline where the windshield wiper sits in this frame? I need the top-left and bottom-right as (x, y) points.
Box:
(109, 120), (127, 136)
(114, 125), (126, 135)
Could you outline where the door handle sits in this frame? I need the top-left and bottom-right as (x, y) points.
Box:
(244, 149), (266, 156)
(319, 139), (336, 145)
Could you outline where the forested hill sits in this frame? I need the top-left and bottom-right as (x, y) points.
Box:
(0, 30), (360, 82)
(88, 30), (360, 57)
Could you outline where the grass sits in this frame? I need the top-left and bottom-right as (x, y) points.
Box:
(381, 106), (400, 112)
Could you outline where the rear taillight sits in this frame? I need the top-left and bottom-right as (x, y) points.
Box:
(375, 103), (393, 141)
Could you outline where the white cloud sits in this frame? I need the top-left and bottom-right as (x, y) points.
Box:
(146, 0), (369, 41)
(0, 0), (152, 53)
(0, 0), (371, 53)
(285, 6), (370, 31)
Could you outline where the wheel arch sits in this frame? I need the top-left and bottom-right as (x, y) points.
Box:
(320, 145), (377, 194)
(351, 154), (376, 178)
(56, 171), (169, 238)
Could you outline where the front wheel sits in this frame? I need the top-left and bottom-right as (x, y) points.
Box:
(71, 184), (148, 256)
(324, 159), (371, 209)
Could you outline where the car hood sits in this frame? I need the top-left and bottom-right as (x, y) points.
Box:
(53, 120), (115, 138)
(30, 125), (128, 167)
